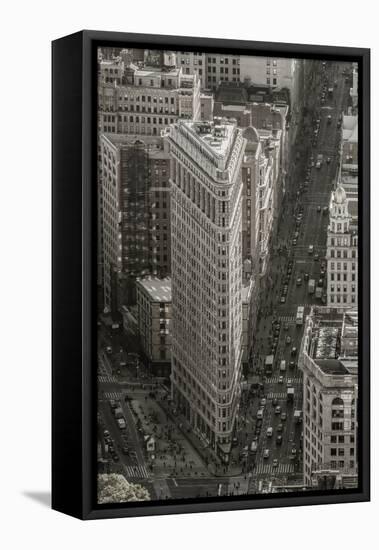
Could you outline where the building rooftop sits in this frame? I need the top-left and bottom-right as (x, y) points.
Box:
(103, 133), (166, 151)
(341, 309), (359, 357)
(306, 307), (359, 365)
(186, 119), (237, 159)
(215, 83), (249, 105)
(221, 104), (249, 112)
(303, 308), (359, 384)
(314, 359), (349, 375)
(137, 276), (171, 302)
(306, 308), (344, 360)
(134, 67), (180, 78)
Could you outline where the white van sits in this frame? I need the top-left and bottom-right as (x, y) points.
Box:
(266, 427), (273, 437)
(280, 360), (286, 372)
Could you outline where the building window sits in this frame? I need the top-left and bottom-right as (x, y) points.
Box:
(332, 422), (344, 431)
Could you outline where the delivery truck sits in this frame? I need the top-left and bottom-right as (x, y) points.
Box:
(287, 387), (295, 402)
(308, 279), (315, 294)
(114, 407), (123, 419)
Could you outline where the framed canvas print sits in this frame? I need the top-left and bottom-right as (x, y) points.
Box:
(52, 30), (370, 519)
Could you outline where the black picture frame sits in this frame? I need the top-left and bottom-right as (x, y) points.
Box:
(52, 30), (370, 520)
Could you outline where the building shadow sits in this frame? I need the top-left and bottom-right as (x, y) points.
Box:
(22, 491), (51, 508)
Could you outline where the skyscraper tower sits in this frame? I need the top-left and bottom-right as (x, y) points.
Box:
(326, 184), (358, 308)
(166, 118), (246, 463)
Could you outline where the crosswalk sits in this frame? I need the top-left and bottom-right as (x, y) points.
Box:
(124, 464), (150, 479)
(255, 462), (295, 475)
(278, 315), (295, 323)
(265, 376), (302, 385)
(103, 391), (123, 400)
(98, 374), (118, 384)
(267, 392), (288, 400)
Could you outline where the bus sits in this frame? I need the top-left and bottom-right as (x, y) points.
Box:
(296, 306), (305, 326)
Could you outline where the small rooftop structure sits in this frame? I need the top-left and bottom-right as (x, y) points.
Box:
(187, 119), (237, 158)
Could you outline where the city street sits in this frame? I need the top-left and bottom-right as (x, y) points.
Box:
(244, 60), (352, 490)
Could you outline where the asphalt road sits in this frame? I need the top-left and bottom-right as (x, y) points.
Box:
(244, 60), (352, 489)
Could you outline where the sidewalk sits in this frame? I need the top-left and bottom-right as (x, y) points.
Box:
(158, 400), (244, 478)
(128, 394), (209, 479)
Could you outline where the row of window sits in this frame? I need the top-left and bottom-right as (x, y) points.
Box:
(330, 272), (356, 282)
(330, 248), (357, 259)
(207, 57), (239, 65)
(329, 294), (356, 304)
(329, 284), (356, 293)
(329, 261), (357, 270)
(330, 447), (355, 457)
